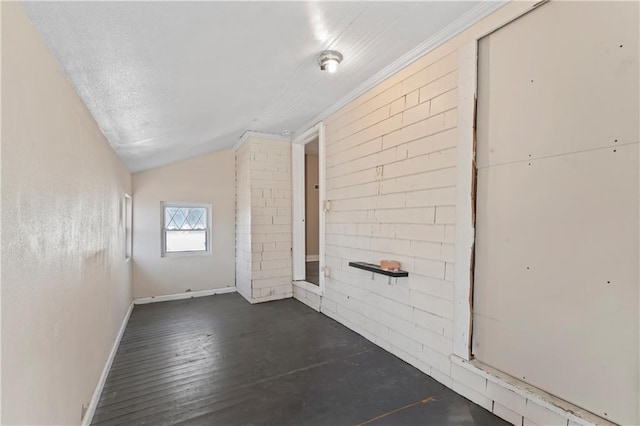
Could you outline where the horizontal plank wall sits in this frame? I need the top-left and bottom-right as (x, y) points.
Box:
(235, 136), (293, 303)
(324, 28), (460, 393)
(250, 139), (293, 302)
(319, 2), (614, 425)
(236, 141), (253, 301)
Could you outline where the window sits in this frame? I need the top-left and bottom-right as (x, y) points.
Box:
(124, 194), (132, 260)
(161, 203), (210, 256)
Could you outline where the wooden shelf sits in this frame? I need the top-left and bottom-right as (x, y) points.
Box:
(348, 262), (409, 278)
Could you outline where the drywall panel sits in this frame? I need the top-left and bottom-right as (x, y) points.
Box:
(476, 1), (639, 169)
(474, 2), (639, 424)
(1, 3), (132, 424)
(132, 150), (236, 298)
(474, 145), (639, 424)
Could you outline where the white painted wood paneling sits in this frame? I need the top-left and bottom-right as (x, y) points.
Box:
(474, 2), (639, 424)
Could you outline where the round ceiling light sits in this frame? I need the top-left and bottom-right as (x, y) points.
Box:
(318, 50), (343, 73)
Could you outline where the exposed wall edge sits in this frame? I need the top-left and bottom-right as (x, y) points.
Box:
(134, 286), (237, 305)
(234, 130), (291, 151)
(292, 0), (508, 138)
(82, 302), (134, 426)
(451, 356), (614, 426)
(292, 280), (322, 296)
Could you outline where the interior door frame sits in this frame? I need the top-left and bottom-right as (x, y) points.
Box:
(291, 122), (325, 295)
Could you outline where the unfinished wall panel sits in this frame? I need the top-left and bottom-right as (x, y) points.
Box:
(474, 2), (639, 424)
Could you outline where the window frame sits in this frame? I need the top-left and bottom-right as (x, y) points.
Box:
(160, 201), (212, 258)
(124, 194), (132, 261)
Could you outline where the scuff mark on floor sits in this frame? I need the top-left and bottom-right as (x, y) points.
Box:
(357, 396), (435, 425)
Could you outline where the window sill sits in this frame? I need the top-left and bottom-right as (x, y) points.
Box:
(162, 251), (211, 258)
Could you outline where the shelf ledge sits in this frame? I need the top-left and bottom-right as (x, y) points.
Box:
(348, 262), (409, 278)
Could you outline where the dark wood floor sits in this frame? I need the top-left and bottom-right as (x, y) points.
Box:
(305, 261), (320, 286)
(92, 293), (508, 426)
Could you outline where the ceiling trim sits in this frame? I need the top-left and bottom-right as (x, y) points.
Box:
(292, 122), (322, 146)
(291, 0), (507, 138)
(234, 130), (291, 151)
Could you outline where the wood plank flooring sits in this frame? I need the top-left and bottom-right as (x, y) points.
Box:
(92, 293), (508, 426)
(305, 261), (320, 286)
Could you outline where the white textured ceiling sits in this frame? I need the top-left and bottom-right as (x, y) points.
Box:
(23, 1), (495, 172)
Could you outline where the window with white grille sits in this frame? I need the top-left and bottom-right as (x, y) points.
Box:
(161, 203), (210, 256)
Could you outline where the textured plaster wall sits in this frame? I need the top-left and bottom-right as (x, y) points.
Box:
(1, 3), (132, 424)
(132, 149), (236, 299)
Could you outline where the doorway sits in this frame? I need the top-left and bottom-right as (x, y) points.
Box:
(304, 139), (320, 285)
(292, 122), (326, 296)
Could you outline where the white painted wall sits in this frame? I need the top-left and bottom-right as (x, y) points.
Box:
(1, 3), (132, 424)
(250, 139), (293, 301)
(234, 136), (293, 304)
(132, 150), (236, 299)
(236, 141), (253, 301)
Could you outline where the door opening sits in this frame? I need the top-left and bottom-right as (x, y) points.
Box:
(292, 122), (325, 295)
(304, 139), (320, 285)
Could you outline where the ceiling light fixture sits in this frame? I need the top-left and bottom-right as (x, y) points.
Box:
(318, 50), (343, 73)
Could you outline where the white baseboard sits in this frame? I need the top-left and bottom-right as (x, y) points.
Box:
(81, 286), (237, 425)
(134, 286), (237, 305)
(82, 301), (134, 426)
(451, 355), (612, 426)
(306, 255), (319, 262)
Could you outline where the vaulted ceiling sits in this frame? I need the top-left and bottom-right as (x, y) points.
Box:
(23, 1), (503, 172)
